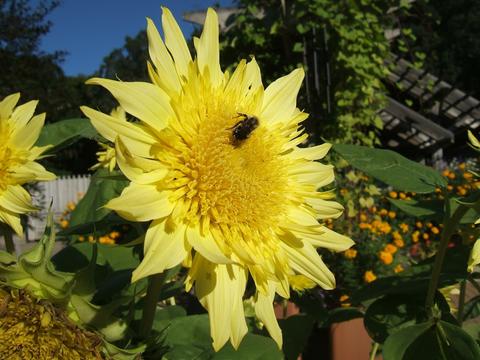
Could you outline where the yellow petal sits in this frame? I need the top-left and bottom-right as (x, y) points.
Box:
(288, 143), (332, 160)
(287, 206), (319, 226)
(194, 258), (248, 351)
(161, 7), (192, 79)
(186, 224), (233, 264)
(0, 207), (23, 235)
(468, 238), (480, 272)
(261, 68), (304, 126)
(85, 79), (173, 133)
(0, 185), (36, 214)
(146, 17), (181, 94)
(131, 219), (189, 282)
(10, 100), (38, 130)
(290, 162), (334, 188)
(254, 282), (282, 348)
(305, 198), (344, 219)
(0, 93), (20, 119)
(281, 241), (335, 289)
(106, 183), (174, 221)
(81, 106), (157, 158)
(288, 225), (354, 252)
(11, 161), (56, 183)
(11, 113), (45, 149)
(196, 8), (222, 86)
(115, 137), (167, 184)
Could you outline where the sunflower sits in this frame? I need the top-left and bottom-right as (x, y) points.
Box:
(89, 107), (125, 172)
(81, 7), (353, 351)
(0, 93), (55, 235)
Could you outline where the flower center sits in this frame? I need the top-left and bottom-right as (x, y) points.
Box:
(161, 89), (290, 235)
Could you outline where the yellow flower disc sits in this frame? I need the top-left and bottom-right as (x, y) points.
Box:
(81, 7), (353, 351)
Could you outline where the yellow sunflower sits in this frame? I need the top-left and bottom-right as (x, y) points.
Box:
(0, 93), (55, 235)
(81, 7), (353, 351)
(90, 107), (126, 172)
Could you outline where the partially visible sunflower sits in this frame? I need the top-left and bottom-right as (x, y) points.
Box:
(0, 94), (55, 235)
(90, 107), (125, 172)
(81, 8), (353, 351)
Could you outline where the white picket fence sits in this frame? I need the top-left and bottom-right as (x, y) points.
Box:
(27, 175), (91, 241)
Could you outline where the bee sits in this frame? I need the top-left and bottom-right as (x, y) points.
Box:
(229, 113), (259, 145)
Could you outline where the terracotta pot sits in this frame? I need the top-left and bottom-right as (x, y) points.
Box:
(330, 318), (380, 360)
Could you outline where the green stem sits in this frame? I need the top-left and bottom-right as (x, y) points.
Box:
(1, 226), (16, 255)
(425, 200), (469, 316)
(139, 272), (167, 338)
(369, 342), (379, 360)
(457, 280), (466, 325)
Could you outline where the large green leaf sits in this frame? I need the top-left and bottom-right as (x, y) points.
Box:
(161, 314), (282, 360)
(389, 198), (444, 220)
(35, 118), (97, 151)
(69, 169), (128, 226)
(364, 293), (452, 344)
(333, 144), (447, 193)
(279, 314), (315, 360)
(383, 320), (480, 360)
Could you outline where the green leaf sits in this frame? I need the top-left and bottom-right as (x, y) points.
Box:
(35, 118), (97, 151)
(364, 293), (452, 344)
(279, 314), (315, 360)
(333, 144), (447, 193)
(382, 321), (433, 359)
(214, 334), (283, 360)
(69, 169), (128, 226)
(384, 321), (480, 360)
(389, 198), (444, 220)
(162, 314), (282, 359)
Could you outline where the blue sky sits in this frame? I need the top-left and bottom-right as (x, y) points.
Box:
(40, 0), (234, 76)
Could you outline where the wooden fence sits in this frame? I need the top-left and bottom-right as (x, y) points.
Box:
(27, 175), (91, 240)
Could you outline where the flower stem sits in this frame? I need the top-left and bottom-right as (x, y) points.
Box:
(139, 272), (167, 339)
(424, 200), (468, 316)
(1, 225), (16, 255)
(369, 342), (379, 360)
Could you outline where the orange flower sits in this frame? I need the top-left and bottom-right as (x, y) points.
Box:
(442, 169), (450, 177)
(364, 270), (377, 283)
(339, 295), (351, 307)
(60, 220), (69, 229)
(399, 223), (409, 233)
(379, 209), (388, 216)
(423, 233), (429, 240)
(399, 192), (407, 199)
(388, 211), (396, 219)
(379, 251), (393, 265)
(394, 264), (404, 273)
(416, 221), (423, 228)
(394, 238), (405, 248)
(448, 172), (456, 180)
(431, 226), (440, 235)
(389, 191), (398, 199)
(384, 244), (398, 254)
(412, 231), (420, 243)
(344, 249), (358, 259)
(458, 163), (466, 171)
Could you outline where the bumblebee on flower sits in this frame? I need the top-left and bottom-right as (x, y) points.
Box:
(82, 7), (352, 351)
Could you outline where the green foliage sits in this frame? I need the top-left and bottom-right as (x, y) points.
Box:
(35, 118), (97, 151)
(333, 143), (447, 193)
(69, 169), (129, 227)
(383, 320), (480, 360)
(221, 0), (415, 145)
